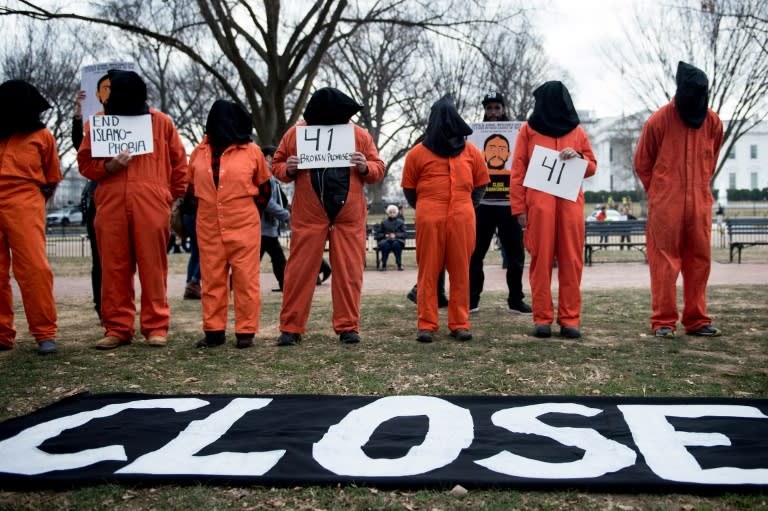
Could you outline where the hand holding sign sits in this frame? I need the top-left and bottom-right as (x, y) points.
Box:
(522, 145), (588, 202)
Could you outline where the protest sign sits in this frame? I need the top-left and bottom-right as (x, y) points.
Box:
(296, 124), (355, 169)
(523, 145), (588, 201)
(89, 114), (153, 157)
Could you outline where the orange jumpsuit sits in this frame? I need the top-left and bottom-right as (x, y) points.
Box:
(273, 123), (385, 334)
(510, 124), (597, 328)
(189, 139), (271, 333)
(634, 101), (723, 333)
(78, 108), (188, 341)
(401, 142), (490, 332)
(0, 129), (61, 348)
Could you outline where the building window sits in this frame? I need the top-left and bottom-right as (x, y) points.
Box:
(751, 172), (758, 189)
(751, 145), (758, 159)
(727, 146), (736, 159)
(729, 173), (737, 189)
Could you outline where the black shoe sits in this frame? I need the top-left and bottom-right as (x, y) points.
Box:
(0, 344), (12, 351)
(508, 302), (533, 316)
(560, 326), (581, 339)
(416, 330), (433, 343)
(271, 287), (282, 292)
(236, 333), (255, 349)
(438, 295), (449, 308)
(407, 286), (417, 304)
(340, 332), (361, 344)
(532, 324), (552, 338)
(687, 325), (722, 337)
(196, 330), (225, 348)
(37, 339), (57, 355)
(397, 265), (404, 271)
(450, 329), (472, 341)
(276, 332), (301, 346)
(319, 267), (332, 284)
(378, 266), (386, 271)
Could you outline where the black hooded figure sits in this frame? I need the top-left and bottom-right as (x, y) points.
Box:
(0, 79), (51, 139)
(206, 99), (253, 148)
(104, 70), (149, 116)
(423, 94), (473, 158)
(303, 87), (363, 224)
(527, 81), (580, 138)
(675, 61), (709, 129)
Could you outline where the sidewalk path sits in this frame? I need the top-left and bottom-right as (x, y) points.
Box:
(15, 261), (768, 300)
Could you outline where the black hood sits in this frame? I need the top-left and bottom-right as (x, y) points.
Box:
(423, 95), (472, 158)
(528, 81), (580, 137)
(304, 87), (361, 125)
(675, 61), (709, 129)
(205, 99), (252, 147)
(104, 70), (149, 116)
(0, 79), (50, 138)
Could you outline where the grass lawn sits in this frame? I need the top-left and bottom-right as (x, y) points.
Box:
(1, 257), (767, 510)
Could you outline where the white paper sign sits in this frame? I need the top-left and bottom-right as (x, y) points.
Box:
(296, 124), (355, 169)
(89, 114), (154, 158)
(523, 145), (587, 202)
(80, 61), (136, 121)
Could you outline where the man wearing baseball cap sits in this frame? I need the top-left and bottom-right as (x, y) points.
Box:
(469, 91), (531, 315)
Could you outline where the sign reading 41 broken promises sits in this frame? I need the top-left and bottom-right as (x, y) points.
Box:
(296, 124), (355, 169)
(89, 114), (154, 158)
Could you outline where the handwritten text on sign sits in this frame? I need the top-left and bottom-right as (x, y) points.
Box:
(89, 114), (154, 158)
(523, 145), (588, 202)
(296, 124), (355, 169)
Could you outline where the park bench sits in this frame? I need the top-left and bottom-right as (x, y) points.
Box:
(369, 222), (416, 269)
(583, 220), (647, 266)
(726, 217), (768, 263)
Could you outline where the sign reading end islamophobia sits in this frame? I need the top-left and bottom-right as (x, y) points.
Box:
(296, 124), (355, 169)
(89, 114), (154, 158)
(0, 393), (766, 489)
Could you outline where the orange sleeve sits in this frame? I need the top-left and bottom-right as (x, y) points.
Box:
(40, 129), (62, 185)
(165, 115), (189, 199)
(401, 145), (420, 189)
(509, 124), (531, 216)
(355, 125), (385, 184)
(272, 126), (297, 183)
(633, 110), (663, 192)
(578, 127), (597, 179)
(251, 144), (272, 187)
(77, 119), (111, 181)
(467, 142), (491, 187)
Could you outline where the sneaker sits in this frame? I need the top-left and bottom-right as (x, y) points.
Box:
(37, 339), (57, 355)
(271, 287), (282, 292)
(416, 330), (433, 343)
(438, 295), (449, 308)
(654, 327), (676, 339)
(340, 332), (361, 344)
(95, 336), (131, 350)
(397, 265), (404, 271)
(469, 306), (479, 314)
(147, 335), (168, 347)
(560, 326), (581, 339)
(532, 324), (552, 338)
(183, 281), (201, 299)
(276, 332), (301, 346)
(508, 302), (533, 316)
(687, 325), (722, 337)
(406, 286), (417, 304)
(450, 329), (472, 341)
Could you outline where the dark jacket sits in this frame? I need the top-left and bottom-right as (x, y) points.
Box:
(375, 216), (407, 242)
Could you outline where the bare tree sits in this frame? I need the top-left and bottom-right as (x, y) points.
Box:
(0, 19), (84, 176)
(1, 0), (510, 146)
(605, 0), (768, 182)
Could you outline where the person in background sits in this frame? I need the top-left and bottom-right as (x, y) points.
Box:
(510, 81), (597, 340)
(189, 99), (272, 349)
(401, 95), (490, 343)
(375, 204), (406, 270)
(0, 80), (62, 354)
(78, 70), (188, 350)
(272, 87), (385, 346)
(74, 74), (110, 320)
(259, 145), (291, 292)
(634, 61), (724, 339)
(181, 191), (201, 299)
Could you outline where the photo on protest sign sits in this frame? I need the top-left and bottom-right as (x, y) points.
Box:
(296, 124), (355, 169)
(523, 145), (588, 202)
(469, 122), (523, 201)
(89, 114), (153, 157)
(80, 61), (136, 121)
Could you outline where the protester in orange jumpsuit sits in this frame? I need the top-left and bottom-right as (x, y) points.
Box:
(78, 70), (188, 350)
(510, 81), (597, 340)
(0, 80), (62, 355)
(272, 87), (385, 346)
(188, 100), (272, 349)
(634, 61), (724, 338)
(401, 95), (490, 343)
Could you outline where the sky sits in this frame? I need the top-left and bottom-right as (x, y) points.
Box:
(533, 0), (646, 119)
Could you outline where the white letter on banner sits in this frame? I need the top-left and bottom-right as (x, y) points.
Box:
(618, 405), (768, 484)
(118, 398), (284, 476)
(0, 398), (208, 475)
(313, 396), (473, 476)
(475, 403), (636, 478)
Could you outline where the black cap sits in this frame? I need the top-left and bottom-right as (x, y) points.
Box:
(482, 91), (505, 106)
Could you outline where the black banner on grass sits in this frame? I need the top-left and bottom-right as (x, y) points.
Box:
(0, 393), (766, 490)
